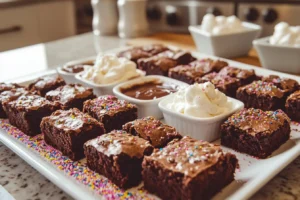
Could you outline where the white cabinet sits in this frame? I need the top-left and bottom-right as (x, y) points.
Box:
(0, 0), (76, 52)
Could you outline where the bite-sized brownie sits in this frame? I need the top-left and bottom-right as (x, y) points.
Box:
(168, 58), (228, 84)
(285, 91), (300, 121)
(262, 75), (299, 94)
(0, 88), (30, 118)
(0, 83), (22, 93)
(218, 66), (257, 85)
(45, 84), (96, 110)
(221, 108), (291, 158)
(122, 116), (182, 148)
(84, 130), (153, 188)
(118, 44), (169, 63)
(196, 72), (241, 97)
(41, 108), (105, 161)
(236, 81), (285, 111)
(3, 95), (60, 136)
(28, 76), (66, 97)
(142, 136), (238, 200)
(83, 95), (138, 132)
(137, 50), (196, 76)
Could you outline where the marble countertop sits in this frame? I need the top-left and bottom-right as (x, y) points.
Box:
(1, 32), (300, 200)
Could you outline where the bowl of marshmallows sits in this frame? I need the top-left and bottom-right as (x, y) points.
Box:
(189, 14), (261, 58)
(253, 22), (300, 74)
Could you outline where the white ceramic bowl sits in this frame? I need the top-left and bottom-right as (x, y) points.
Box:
(253, 36), (300, 74)
(158, 95), (244, 142)
(113, 75), (189, 119)
(57, 56), (95, 83)
(75, 69), (145, 96)
(189, 22), (261, 58)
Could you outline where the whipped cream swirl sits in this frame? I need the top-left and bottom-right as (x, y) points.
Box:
(81, 54), (140, 84)
(269, 22), (300, 47)
(167, 82), (232, 118)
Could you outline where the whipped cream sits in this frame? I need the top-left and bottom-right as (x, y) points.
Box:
(269, 22), (300, 47)
(81, 54), (140, 84)
(167, 82), (232, 118)
(201, 14), (246, 35)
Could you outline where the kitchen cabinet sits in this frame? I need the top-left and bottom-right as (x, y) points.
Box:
(0, 0), (76, 52)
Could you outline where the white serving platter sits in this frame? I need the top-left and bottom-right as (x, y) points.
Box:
(1, 48), (300, 200)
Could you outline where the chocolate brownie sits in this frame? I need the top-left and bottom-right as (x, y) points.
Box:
(137, 50), (196, 76)
(168, 58), (228, 84)
(221, 108), (291, 158)
(196, 72), (241, 97)
(285, 91), (300, 121)
(236, 81), (285, 111)
(45, 84), (96, 110)
(142, 136), (238, 200)
(28, 76), (66, 97)
(41, 108), (105, 161)
(0, 83), (22, 93)
(3, 95), (60, 136)
(123, 116), (182, 148)
(118, 44), (169, 63)
(84, 130), (153, 188)
(83, 95), (138, 132)
(0, 88), (30, 118)
(218, 66), (257, 85)
(262, 75), (299, 94)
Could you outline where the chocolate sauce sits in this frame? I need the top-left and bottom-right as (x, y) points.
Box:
(121, 81), (178, 100)
(62, 61), (94, 73)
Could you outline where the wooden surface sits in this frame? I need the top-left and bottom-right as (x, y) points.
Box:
(127, 32), (262, 67)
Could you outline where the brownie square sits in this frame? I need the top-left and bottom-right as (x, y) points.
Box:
(0, 88), (30, 118)
(168, 58), (228, 84)
(221, 108), (291, 158)
(3, 95), (60, 136)
(142, 136), (238, 200)
(45, 84), (96, 110)
(218, 66), (257, 85)
(118, 44), (169, 63)
(28, 76), (66, 97)
(41, 108), (105, 161)
(137, 50), (196, 76)
(83, 95), (138, 132)
(0, 83), (22, 93)
(196, 72), (241, 97)
(84, 130), (154, 188)
(122, 116), (182, 148)
(236, 81), (285, 111)
(262, 75), (299, 94)
(285, 91), (300, 121)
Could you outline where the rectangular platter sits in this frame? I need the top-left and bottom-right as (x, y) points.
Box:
(1, 47), (300, 200)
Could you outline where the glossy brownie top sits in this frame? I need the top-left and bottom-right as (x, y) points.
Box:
(169, 65), (206, 78)
(0, 83), (22, 93)
(146, 136), (230, 177)
(85, 130), (153, 158)
(223, 108), (290, 136)
(123, 116), (182, 148)
(237, 81), (284, 98)
(262, 75), (299, 93)
(197, 72), (241, 86)
(218, 66), (256, 80)
(286, 90), (300, 102)
(29, 76), (66, 91)
(42, 108), (104, 133)
(189, 58), (228, 73)
(45, 84), (95, 104)
(0, 88), (30, 103)
(83, 95), (137, 117)
(62, 64), (86, 74)
(6, 94), (60, 111)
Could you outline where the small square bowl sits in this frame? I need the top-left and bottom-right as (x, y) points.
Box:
(57, 56), (95, 83)
(253, 36), (300, 74)
(189, 22), (261, 58)
(158, 94), (244, 142)
(113, 75), (189, 119)
(75, 69), (145, 96)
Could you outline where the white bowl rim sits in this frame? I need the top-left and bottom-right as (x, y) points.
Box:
(253, 36), (300, 50)
(158, 93), (244, 123)
(189, 21), (262, 38)
(75, 69), (145, 88)
(113, 75), (189, 104)
(57, 56), (96, 76)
